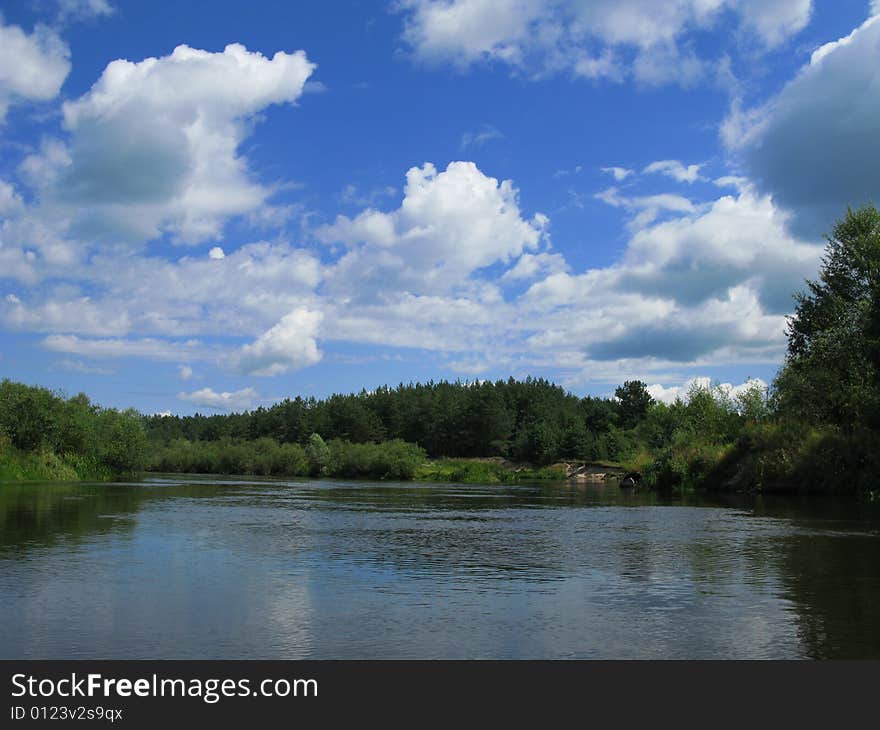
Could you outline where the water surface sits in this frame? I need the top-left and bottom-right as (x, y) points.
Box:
(2, 476), (879, 659)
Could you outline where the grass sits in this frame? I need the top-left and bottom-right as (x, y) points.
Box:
(0, 445), (111, 482)
(415, 458), (567, 484)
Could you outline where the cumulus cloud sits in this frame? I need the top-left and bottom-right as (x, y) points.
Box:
(502, 252), (569, 281)
(236, 308), (323, 376)
(0, 19), (71, 121)
(25, 43), (315, 244)
(1, 240), (321, 338)
(617, 185), (821, 312)
(3, 128), (819, 395)
(398, 0), (812, 83)
(583, 286), (784, 361)
(724, 14), (880, 236)
(647, 376), (768, 404)
(178, 387), (260, 412)
(516, 182), (819, 372)
(319, 161), (547, 296)
(312, 159), (817, 381)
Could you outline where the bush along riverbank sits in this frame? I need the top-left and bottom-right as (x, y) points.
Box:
(619, 205), (880, 497)
(147, 434), (566, 484)
(0, 380), (147, 482)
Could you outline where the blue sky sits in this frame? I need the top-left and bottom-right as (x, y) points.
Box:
(0, 0), (877, 413)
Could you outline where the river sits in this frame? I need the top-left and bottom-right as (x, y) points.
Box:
(1, 476), (879, 659)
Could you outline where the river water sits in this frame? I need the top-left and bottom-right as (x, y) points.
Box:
(1, 475), (879, 659)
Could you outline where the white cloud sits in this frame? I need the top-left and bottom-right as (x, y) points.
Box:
(208, 246), (225, 260)
(26, 43), (315, 244)
(0, 180), (24, 215)
(178, 364), (193, 380)
(601, 166), (634, 181)
(4, 241), (321, 337)
(647, 376), (768, 404)
(56, 0), (115, 20)
(596, 186), (696, 228)
(3, 128), (820, 395)
(236, 308), (323, 376)
(735, 0), (812, 47)
(618, 185), (820, 313)
(502, 252), (569, 281)
(724, 14), (880, 235)
(2, 292), (131, 335)
(399, 1), (812, 83)
(516, 183), (819, 372)
(644, 159), (703, 183)
(319, 161), (547, 296)
(0, 19), (70, 121)
(42, 334), (211, 362)
(178, 387), (260, 412)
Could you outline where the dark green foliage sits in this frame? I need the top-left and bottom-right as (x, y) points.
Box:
(614, 380), (654, 429)
(0, 380), (147, 480)
(144, 377), (622, 464)
(0, 380), (59, 451)
(149, 436), (425, 481)
(703, 423), (880, 495)
(328, 439), (426, 480)
(777, 204), (880, 427)
(150, 438), (309, 477)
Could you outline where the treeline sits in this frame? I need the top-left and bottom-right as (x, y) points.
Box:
(143, 375), (772, 486)
(0, 380), (147, 481)
(145, 378), (630, 465)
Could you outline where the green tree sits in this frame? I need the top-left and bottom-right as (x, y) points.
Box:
(97, 409), (147, 474)
(615, 380), (654, 429)
(0, 380), (59, 451)
(305, 432), (331, 476)
(775, 204), (880, 427)
(735, 381), (770, 423)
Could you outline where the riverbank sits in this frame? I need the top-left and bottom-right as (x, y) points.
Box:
(0, 439), (568, 486)
(414, 458), (566, 484)
(620, 422), (880, 497)
(0, 445), (111, 482)
(3, 378), (879, 496)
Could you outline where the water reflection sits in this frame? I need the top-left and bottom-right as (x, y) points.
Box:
(1, 476), (878, 658)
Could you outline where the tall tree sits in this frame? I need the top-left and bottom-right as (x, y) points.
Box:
(614, 380), (654, 429)
(775, 204), (880, 427)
